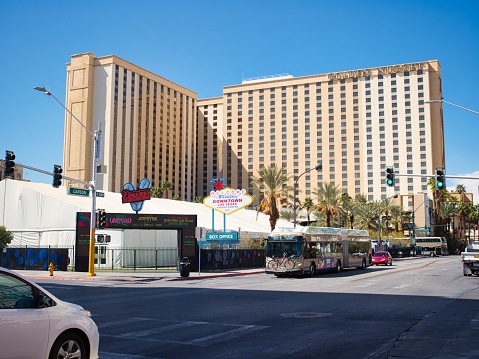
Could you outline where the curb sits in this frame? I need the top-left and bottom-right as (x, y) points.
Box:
(170, 270), (265, 281)
(19, 269), (266, 282)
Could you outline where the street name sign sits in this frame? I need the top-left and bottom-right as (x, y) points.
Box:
(68, 187), (90, 197)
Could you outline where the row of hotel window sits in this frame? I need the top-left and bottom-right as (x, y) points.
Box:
(226, 128), (426, 142)
(224, 122), (425, 132)
(226, 86), (425, 107)
(225, 107), (426, 119)
(206, 92), (424, 117)
(225, 90), (425, 110)
(225, 72), (423, 97)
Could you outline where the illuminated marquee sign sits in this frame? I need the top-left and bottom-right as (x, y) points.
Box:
(203, 187), (253, 215)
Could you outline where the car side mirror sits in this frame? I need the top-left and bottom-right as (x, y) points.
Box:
(37, 293), (51, 308)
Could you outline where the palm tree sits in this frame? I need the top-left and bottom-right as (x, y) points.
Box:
(439, 201), (458, 251)
(311, 209), (326, 226)
(314, 182), (342, 227)
(302, 197), (315, 225)
(379, 197), (399, 239)
(439, 201), (457, 233)
(455, 184), (466, 195)
(194, 196), (204, 203)
(354, 202), (378, 232)
(468, 204), (479, 243)
(353, 193), (368, 205)
(280, 210), (295, 222)
(456, 201), (468, 241)
(150, 187), (163, 198)
(251, 165), (293, 232)
(390, 205), (408, 234)
(464, 202), (477, 244)
(160, 180), (172, 199)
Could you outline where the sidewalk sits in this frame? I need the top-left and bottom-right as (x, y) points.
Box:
(15, 256), (421, 282)
(14, 267), (265, 282)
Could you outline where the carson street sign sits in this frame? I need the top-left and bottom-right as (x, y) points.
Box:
(68, 187), (90, 197)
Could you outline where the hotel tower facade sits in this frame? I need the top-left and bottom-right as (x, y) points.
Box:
(64, 53), (444, 211)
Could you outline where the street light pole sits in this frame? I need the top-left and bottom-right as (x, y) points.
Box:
(424, 99), (479, 116)
(35, 86), (100, 277)
(410, 195), (429, 255)
(293, 162), (322, 228)
(378, 193), (398, 251)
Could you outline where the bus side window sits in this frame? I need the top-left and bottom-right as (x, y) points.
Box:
(324, 242), (331, 256)
(304, 243), (316, 259)
(315, 243), (322, 258)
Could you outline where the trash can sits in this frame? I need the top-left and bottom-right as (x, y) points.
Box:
(179, 257), (190, 277)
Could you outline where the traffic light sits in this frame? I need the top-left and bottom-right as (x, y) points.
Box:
(4, 150), (15, 177)
(52, 165), (63, 188)
(98, 209), (107, 228)
(386, 166), (395, 187)
(435, 168), (445, 190)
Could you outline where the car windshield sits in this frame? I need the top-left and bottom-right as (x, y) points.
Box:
(374, 252), (386, 257)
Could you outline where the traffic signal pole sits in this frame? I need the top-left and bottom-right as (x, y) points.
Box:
(13, 163), (91, 187)
(394, 172), (479, 181)
(35, 86), (101, 277)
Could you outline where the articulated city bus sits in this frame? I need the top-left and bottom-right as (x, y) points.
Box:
(265, 227), (372, 277)
(415, 237), (448, 256)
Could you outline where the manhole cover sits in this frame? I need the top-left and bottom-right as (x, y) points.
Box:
(281, 312), (331, 318)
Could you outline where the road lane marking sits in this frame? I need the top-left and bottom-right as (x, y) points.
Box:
(117, 321), (207, 338)
(99, 319), (268, 346)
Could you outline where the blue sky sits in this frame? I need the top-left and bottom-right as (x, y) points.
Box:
(1, 0), (478, 201)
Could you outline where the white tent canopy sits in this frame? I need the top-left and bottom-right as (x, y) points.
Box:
(0, 179), (293, 248)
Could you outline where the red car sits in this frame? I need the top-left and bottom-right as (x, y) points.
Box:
(372, 251), (393, 266)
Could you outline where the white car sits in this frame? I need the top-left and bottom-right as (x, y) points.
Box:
(0, 267), (99, 359)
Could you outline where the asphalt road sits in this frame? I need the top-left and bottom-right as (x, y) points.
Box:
(37, 256), (479, 359)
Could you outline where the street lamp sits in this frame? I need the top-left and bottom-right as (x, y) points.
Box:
(424, 99), (479, 115)
(35, 86), (100, 277)
(293, 162), (322, 228)
(410, 196), (430, 249)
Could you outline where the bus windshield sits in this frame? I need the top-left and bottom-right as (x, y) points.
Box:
(266, 240), (302, 258)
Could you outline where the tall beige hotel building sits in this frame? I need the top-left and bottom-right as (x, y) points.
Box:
(64, 53), (444, 210)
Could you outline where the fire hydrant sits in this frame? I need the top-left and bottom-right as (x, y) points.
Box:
(48, 263), (54, 276)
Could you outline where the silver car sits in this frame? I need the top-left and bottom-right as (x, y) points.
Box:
(0, 267), (99, 359)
